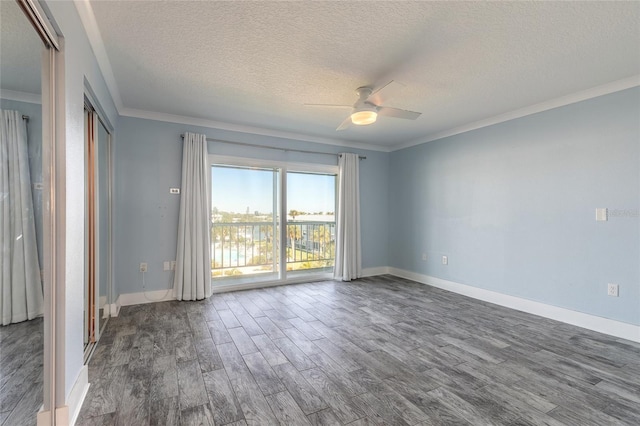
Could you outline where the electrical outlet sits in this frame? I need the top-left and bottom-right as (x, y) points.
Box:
(442, 255), (448, 265)
(607, 283), (619, 297)
(163, 261), (170, 271)
(422, 253), (427, 261)
(171, 261), (176, 271)
(139, 262), (148, 273)
(170, 188), (180, 194)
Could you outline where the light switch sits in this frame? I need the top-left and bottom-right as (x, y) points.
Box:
(595, 208), (608, 222)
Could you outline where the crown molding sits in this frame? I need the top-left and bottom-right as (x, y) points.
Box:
(120, 107), (392, 153)
(73, 0), (123, 110)
(0, 89), (42, 104)
(394, 75), (640, 151)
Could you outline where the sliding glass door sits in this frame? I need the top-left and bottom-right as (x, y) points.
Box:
(211, 165), (280, 282)
(210, 157), (336, 286)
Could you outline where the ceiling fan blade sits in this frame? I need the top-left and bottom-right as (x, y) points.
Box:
(336, 116), (352, 131)
(304, 103), (352, 109)
(377, 106), (421, 120)
(369, 80), (405, 105)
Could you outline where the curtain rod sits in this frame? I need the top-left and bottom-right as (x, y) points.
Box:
(180, 134), (366, 160)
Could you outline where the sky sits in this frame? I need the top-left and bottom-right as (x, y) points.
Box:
(211, 166), (335, 214)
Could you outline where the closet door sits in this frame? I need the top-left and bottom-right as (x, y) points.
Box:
(84, 104), (96, 350)
(84, 102), (112, 358)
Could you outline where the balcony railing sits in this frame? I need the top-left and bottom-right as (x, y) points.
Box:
(211, 221), (335, 278)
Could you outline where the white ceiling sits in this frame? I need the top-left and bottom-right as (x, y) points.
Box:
(84, 1), (640, 150)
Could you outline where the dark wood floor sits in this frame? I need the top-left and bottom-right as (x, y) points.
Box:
(77, 275), (640, 425)
(0, 317), (43, 426)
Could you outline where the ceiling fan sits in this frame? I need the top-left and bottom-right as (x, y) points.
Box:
(304, 80), (421, 131)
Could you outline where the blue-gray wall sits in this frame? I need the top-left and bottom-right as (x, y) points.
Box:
(389, 87), (640, 326)
(45, 0), (120, 401)
(1, 98), (43, 269)
(114, 116), (389, 296)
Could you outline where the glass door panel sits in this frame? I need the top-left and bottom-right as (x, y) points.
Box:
(211, 165), (280, 283)
(286, 172), (336, 275)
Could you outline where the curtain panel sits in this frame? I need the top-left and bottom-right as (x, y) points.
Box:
(334, 152), (362, 281)
(173, 132), (211, 300)
(0, 110), (43, 325)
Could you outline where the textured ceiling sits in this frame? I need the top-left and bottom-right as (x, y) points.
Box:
(88, 0), (640, 149)
(0, 0), (42, 95)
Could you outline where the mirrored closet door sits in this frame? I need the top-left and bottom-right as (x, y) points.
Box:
(0, 0), (57, 424)
(83, 100), (112, 358)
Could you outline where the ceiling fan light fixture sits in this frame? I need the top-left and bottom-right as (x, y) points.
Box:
(351, 110), (377, 125)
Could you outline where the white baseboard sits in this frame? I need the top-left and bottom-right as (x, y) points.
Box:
(388, 267), (640, 343)
(37, 410), (52, 426)
(116, 274), (334, 306)
(67, 365), (89, 426)
(361, 266), (391, 277)
(109, 302), (120, 317)
(115, 288), (175, 307)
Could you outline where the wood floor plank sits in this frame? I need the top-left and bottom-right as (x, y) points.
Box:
(383, 376), (469, 425)
(272, 362), (328, 415)
(0, 350), (42, 414)
(265, 391), (312, 425)
(79, 365), (128, 419)
(217, 341), (251, 379)
(288, 317), (325, 340)
(149, 355), (178, 401)
(547, 405), (622, 426)
(180, 402), (215, 426)
(300, 368), (364, 424)
(1, 379), (42, 426)
(273, 337), (317, 371)
(115, 375), (150, 426)
(350, 392), (409, 425)
(282, 327), (324, 356)
(311, 338), (361, 372)
(252, 334), (289, 366)
(176, 359), (209, 409)
(174, 332), (197, 363)
(149, 396), (180, 426)
(237, 314), (267, 337)
(193, 336), (223, 373)
(219, 309), (243, 329)
(208, 319), (232, 345)
(229, 371), (279, 425)
(426, 386), (498, 426)
(307, 351), (367, 397)
(202, 368), (244, 425)
(228, 326), (260, 355)
(254, 316), (287, 340)
(307, 408), (342, 426)
(243, 351), (286, 396)
(479, 383), (564, 426)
